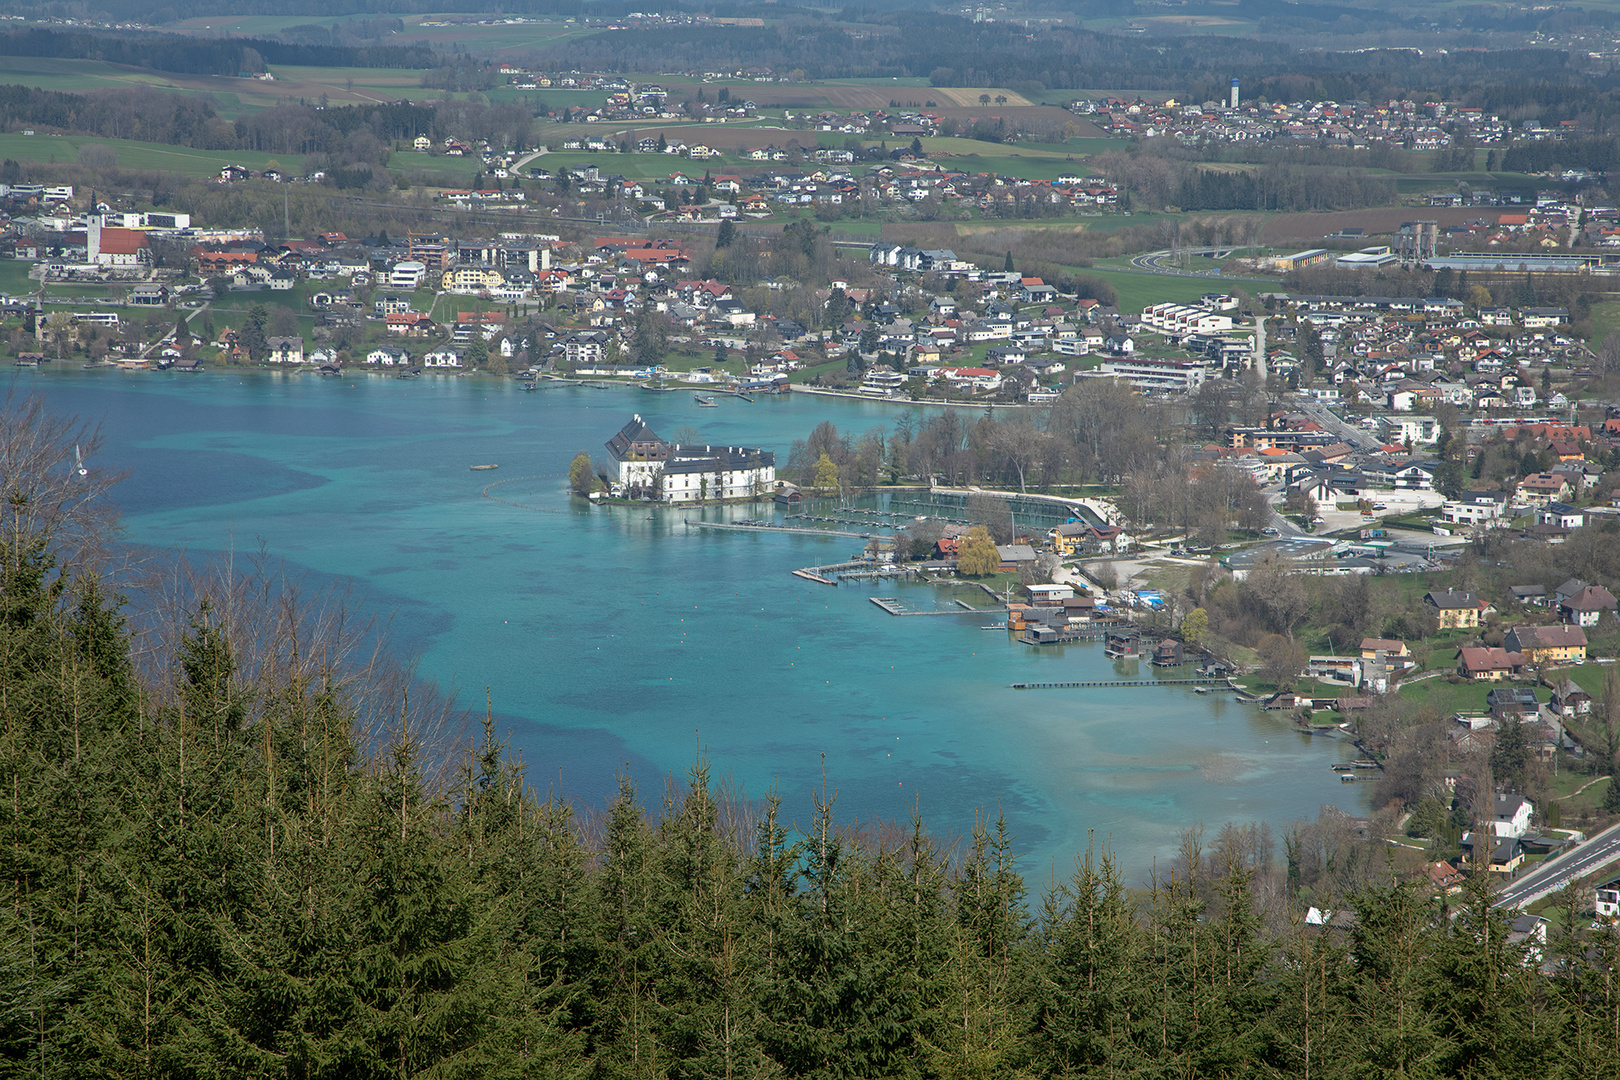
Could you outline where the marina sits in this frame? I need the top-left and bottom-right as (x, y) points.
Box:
(1012, 678), (1234, 689)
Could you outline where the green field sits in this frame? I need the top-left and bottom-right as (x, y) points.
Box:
(388, 151), (483, 187)
(0, 262), (37, 298)
(1078, 267), (1237, 311)
(0, 56), (180, 94)
(0, 56), (439, 119)
(1590, 301), (1620, 348)
(0, 132), (302, 179)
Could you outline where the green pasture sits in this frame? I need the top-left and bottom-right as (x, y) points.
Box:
(485, 88), (613, 110)
(166, 14), (395, 32)
(1064, 137), (1131, 155)
(0, 262), (37, 297)
(0, 132), (303, 178)
(0, 56), (180, 94)
(1076, 267), (1234, 311)
(1591, 301), (1620, 348)
(388, 151), (483, 186)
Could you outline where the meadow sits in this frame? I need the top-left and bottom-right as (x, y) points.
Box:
(0, 132), (302, 179)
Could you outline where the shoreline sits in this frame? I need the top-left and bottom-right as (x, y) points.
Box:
(35, 365), (1033, 410)
(790, 385), (1023, 409)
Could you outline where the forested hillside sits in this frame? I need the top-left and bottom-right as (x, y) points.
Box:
(5, 393), (1620, 1079)
(0, 28), (436, 75)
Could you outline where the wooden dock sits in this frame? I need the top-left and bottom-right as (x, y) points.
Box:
(793, 569), (835, 585)
(1011, 678), (1232, 689)
(870, 597), (993, 617)
(688, 520), (872, 539)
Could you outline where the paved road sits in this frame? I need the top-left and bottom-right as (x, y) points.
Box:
(1493, 819), (1620, 912)
(1298, 400), (1376, 451)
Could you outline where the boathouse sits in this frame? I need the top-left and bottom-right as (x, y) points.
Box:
(1150, 639), (1184, 666)
(1104, 628), (1141, 659)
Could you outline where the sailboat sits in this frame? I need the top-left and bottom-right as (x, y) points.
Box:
(75, 445), (87, 477)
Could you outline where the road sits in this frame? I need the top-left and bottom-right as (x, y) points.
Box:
(1127, 245), (1268, 281)
(1493, 819), (1620, 912)
(511, 147), (549, 173)
(1297, 400), (1376, 451)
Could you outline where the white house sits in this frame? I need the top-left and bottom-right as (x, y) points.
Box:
(1597, 874), (1620, 920)
(265, 336), (304, 365)
(388, 261), (428, 290)
(423, 347), (462, 368)
(366, 347), (410, 366)
(1491, 792), (1533, 838)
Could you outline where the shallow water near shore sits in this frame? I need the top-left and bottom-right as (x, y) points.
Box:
(21, 367), (1366, 884)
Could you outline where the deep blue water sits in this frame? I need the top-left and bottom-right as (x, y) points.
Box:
(18, 367), (1365, 884)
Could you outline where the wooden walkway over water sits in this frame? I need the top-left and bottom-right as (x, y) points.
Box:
(688, 520), (871, 539)
(1011, 678), (1233, 690)
(870, 597), (989, 617)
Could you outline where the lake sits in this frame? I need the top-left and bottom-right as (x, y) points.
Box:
(20, 367), (1365, 885)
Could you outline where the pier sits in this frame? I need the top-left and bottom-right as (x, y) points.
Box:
(870, 597), (992, 617)
(1011, 677), (1232, 689)
(686, 520), (873, 540)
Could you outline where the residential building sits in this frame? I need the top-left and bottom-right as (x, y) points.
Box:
(1492, 792), (1534, 838)
(1504, 624), (1587, 666)
(1597, 874), (1620, 920)
(1425, 588), (1485, 628)
(389, 260), (428, 290)
(1458, 646), (1523, 680)
(264, 336), (304, 364)
(1560, 584), (1617, 628)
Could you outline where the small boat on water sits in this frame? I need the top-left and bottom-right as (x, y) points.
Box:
(469, 464), (499, 471)
(694, 394), (718, 407)
(520, 381), (537, 391)
(1193, 686), (1210, 694)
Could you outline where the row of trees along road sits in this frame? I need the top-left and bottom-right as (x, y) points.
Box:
(10, 395), (1620, 1078)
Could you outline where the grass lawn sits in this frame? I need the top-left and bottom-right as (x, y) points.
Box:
(1590, 301), (1620, 349)
(1397, 676), (1535, 718)
(388, 152), (482, 187)
(0, 132), (301, 179)
(0, 56), (180, 94)
(1075, 267), (1230, 312)
(1564, 664), (1620, 696)
(0, 262), (37, 297)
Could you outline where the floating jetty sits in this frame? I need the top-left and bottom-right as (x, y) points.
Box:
(1011, 677), (1231, 689)
(687, 520), (873, 540)
(793, 569), (835, 585)
(870, 597), (990, 617)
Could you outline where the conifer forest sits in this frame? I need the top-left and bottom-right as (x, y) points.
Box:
(6, 391), (1620, 1079)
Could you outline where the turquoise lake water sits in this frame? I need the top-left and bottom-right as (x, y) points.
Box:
(20, 369), (1364, 884)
